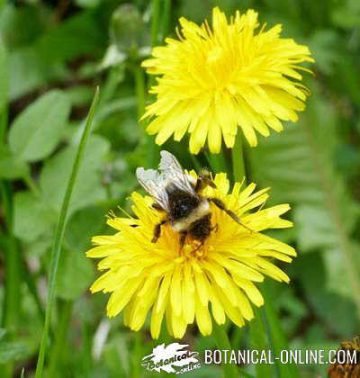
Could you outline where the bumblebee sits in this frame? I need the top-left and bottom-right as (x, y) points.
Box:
(136, 151), (245, 248)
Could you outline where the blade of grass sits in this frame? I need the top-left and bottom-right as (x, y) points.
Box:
(35, 87), (100, 378)
(48, 300), (73, 378)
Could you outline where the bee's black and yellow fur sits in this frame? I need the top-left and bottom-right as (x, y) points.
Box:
(136, 151), (243, 249)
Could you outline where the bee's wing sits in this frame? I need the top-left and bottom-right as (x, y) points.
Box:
(136, 167), (169, 210)
(159, 150), (196, 193)
(159, 150), (183, 173)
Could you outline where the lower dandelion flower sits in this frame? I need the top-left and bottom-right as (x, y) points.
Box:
(86, 172), (296, 339)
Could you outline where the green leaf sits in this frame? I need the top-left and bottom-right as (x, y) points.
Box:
(64, 206), (106, 251)
(39, 135), (109, 214)
(36, 12), (104, 64)
(262, 284), (300, 378)
(297, 252), (358, 336)
(0, 341), (29, 363)
(0, 329), (6, 340)
(308, 30), (340, 75)
(212, 324), (239, 378)
(323, 242), (360, 299)
(8, 90), (71, 162)
(27, 234), (53, 258)
(249, 310), (274, 378)
(56, 249), (95, 300)
(331, 0), (360, 28)
(249, 85), (360, 312)
(13, 191), (56, 242)
(8, 48), (45, 100)
(0, 145), (29, 179)
(0, 3), (48, 47)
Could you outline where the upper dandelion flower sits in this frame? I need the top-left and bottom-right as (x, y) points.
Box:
(142, 7), (313, 154)
(87, 168), (296, 338)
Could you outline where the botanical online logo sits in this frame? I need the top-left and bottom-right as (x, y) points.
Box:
(141, 343), (201, 375)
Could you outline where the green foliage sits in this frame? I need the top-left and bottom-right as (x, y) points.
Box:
(0, 0), (359, 377)
(9, 90), (71, 162)
(56, 249), (95, 300)
(39, 135), (109, 214)
(0, 145), (29, 179)
(13, 191), (56, 242)
(249, 89), (360, 304)
(0, 329), (29, 364)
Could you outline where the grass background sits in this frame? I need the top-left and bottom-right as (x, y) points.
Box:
(0, 0), (359, 377)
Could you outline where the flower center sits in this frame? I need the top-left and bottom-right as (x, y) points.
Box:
(181, 239), (211, 260)
(206, 46), (224, 63)
(205, 45), (237, 93)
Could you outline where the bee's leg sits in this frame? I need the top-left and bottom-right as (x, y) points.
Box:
(152, 219), (168, 243)
(191, 240), (205, 254)
(152, 202), (164, 211)
(208, 197), (253, 232)
(211, 223), (219, 233)
(195, 169), (217, 192)
(179, 231), (187, 249)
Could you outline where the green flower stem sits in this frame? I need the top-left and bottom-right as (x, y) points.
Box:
(249, 308), (273, 378)
(35, 87), (100, 378)
(134, 66), (146, 120)
(151, 0), (162, 47)
(261, 283), (299, 378)
(131, 333), (142, 378)
(232, 132), (299, 378)
(206, 151), (228, 173)
(134, 62), (158, 167)
(161, 0), (171, 36)
(24, 173), (41, 197)
(231, 133), (246, 180)
(140, 0), (164, 167)
(213, 324), (239, 378)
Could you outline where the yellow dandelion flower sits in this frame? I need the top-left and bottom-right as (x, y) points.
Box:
(86, 172), (296, 339)
(142, 7), (313, 154)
